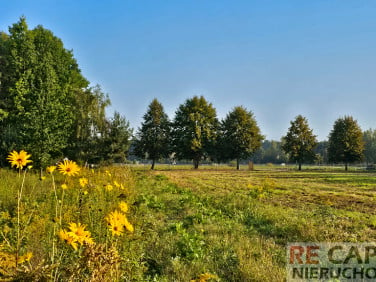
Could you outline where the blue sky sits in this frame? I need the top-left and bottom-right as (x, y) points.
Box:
(2, 0), (376, 140)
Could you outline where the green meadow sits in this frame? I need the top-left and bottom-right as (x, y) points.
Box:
(1, 164), (376, 281)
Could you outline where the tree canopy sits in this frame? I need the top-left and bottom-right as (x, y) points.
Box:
(363, 129), (376, 165)
(328, 116), (364, 170)
(282, 115), (317, 170)
(0, 17), (89, 168)
(0, 17), (132, 168)
(172, 96), (218, 169)
(218, 106), (263, 169)
(134, 99), (171, 169)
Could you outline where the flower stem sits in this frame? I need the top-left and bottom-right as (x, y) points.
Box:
(51, 173), (58, 264)
(16, 169), (27, 268)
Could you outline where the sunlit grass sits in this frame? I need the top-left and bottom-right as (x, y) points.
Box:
(1, 158), (376, 280)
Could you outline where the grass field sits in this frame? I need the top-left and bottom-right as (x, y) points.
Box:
(1, 163), (376, 281)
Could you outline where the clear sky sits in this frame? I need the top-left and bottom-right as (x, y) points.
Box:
(2, 0), (376, 140)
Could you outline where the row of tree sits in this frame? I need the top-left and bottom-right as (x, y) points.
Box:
(0, 18), (372, 171)
(133, 98), (367, 170)
(0, 17), (133, 169)
(133, 97), (263, 169)
(281, 115), (364, 170)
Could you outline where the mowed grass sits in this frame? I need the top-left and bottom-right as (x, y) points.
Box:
(1, 164), (376, 281)
(132, 165), (376, 281)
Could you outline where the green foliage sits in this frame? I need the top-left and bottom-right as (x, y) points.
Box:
(252, 140), (288, 164)
(0, 17), (133, 167)
(282, 115), (318, 170)
(172, 96), (218, 169)
(314, 141), (328, 164)
(0, 17), (89, 167)
(218, 106), (263, 169)
(328, 116), (364, 170)
(105, 111), (133, 163)
(67, 85), (111, 164)
(173, 222), (205, 261)
(134, 99), (171, 169)
(363, 128), (376, 164)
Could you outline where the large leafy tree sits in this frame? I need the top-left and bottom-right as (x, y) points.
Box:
(363, 129), (376, 165)
(328, 116), (364, 171)
(0, 17), (88, 168)
(282, 115), (318, 170)
(172, 96), (218, 169)
(134, 99), (170, 169)
(218, 106), (263, 169)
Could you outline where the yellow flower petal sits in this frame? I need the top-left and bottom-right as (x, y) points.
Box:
(57, 160), (80, 176)
(7, 150), (32, 169)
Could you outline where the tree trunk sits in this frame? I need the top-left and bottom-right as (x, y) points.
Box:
(39, 168), (43, 180)
(236, 158), (240, 170)
(193, 159), (199, 169)
(345, 163), (348, 171)
(298, 162), (302, 171)
(151, 159), (155, 170)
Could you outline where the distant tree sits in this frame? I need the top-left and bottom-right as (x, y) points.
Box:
(252, 140), (288, 164)
(363, 129), (376, 164)
(105, 111), (133, 163)
(172, 96), (218, 169)
(282, 115), (318, 170)
(314, 141), (329, 164)
(66, 85), (111, 164)
(134, 99), (170, 169)
(328, 116), (364, 171)
(218, 106), (263, 169)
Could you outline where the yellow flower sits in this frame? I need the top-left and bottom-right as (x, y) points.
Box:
(7, 150), (32, 169)
(190, 273), (218, 282)
(61, 184), (68, 190)
(59, 229), (78, 250)
(46, 166), (56, 174)
(79, 177), (88, 188)
(41, 176), (46, 180)
(57, 160), (80, 176)
(105, 184), (113, 191)
(17, 252), (33, 264)
(114, 181), (121, 188)
(118, 201), (129, 213)
(124, 217), (134, 233)
(105, 210), (133, 236)
(108, 221), (124, 236)
(67, 222), (94, 245)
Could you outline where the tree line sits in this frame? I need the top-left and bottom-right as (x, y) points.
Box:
(133, 97), (263, 170)
(133, 99), (370, 171)
(1, 18), (374, 171)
